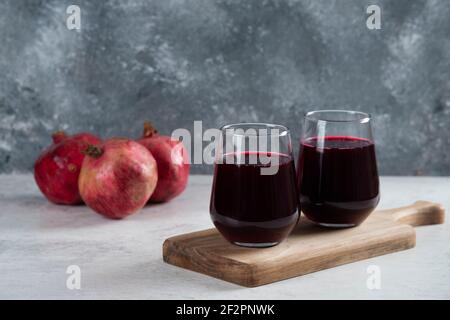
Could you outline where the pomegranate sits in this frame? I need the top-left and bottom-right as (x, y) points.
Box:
(34, 131), (101, 205)
(137, 122), (190, 203)
(78, 138), (158, 219)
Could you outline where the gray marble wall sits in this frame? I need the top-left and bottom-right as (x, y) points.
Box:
(1, 0), (449, 175)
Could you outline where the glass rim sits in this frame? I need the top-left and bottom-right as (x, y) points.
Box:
(220, 122), (290, 137)
(304, 110), (371, 123)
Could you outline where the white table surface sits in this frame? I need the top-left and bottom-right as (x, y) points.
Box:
(0, 174), (449, 300)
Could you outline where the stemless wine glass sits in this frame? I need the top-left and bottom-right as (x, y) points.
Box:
(297, 110), (380, 227)
(210, 123), (299, 248)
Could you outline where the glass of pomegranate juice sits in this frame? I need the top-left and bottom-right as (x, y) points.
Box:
(297, 110), (380, 227)
(210, 123), (299, 248)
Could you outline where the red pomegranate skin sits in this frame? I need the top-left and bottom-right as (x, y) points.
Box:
(34, 132), (101, 205)
(137, 123), (190, 203)
(78, 138), (158, 219)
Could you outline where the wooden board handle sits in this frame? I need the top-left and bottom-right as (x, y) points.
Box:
(378, 200), (445, 226)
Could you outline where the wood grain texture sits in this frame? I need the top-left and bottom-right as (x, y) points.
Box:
(163, 201), (445, 287)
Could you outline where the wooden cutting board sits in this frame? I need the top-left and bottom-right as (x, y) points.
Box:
(163, 201), (445, 287)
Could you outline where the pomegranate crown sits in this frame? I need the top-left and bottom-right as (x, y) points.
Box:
(52, 131), (68, 144)
(143, 122), (158, 138)
(82, 144), (103, 159)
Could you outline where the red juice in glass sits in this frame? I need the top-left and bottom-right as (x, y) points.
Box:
(297, 111), (380, 227)
(210, 123), (299, 247)
(210, 152), (299, 246)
